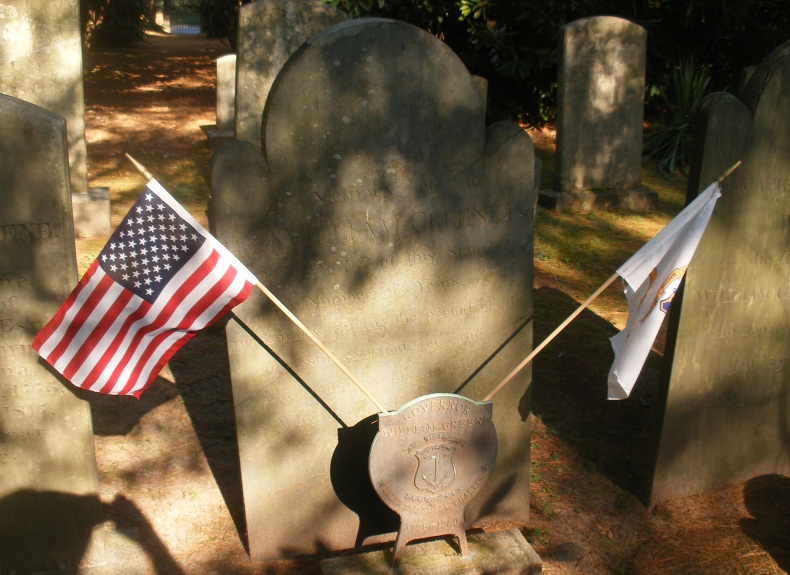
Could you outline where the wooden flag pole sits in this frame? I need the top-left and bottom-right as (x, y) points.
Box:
(483, 160), (744, 403)
(125, 154), (389, 414)
(254, 281), (389, 413)
(483, 272), (620, 402)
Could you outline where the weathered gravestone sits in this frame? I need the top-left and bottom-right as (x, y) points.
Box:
(685, 92), (752, 198)
(0, 94), (103, 571)
(542, 16), (656, 212)
(212, 19), (535, 562)
(0, 0), (88, 195)
(202, 54), (238, 149)
(217, 54), (237, 132)
(234, 0), (347, 146)
(647, 40), (790, 504)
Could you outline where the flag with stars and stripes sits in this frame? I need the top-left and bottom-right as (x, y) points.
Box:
(32, 179), (257, 397)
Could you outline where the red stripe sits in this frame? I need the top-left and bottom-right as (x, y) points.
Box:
(44, 267), (117, 367)
(118, 261), (242, 395)
(99, 249), (224, 393)
(32, 261), (101, 353)
(61, 287), (138, 381)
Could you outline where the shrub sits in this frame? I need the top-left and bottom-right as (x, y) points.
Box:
(84, 0), (147, 48)
(643, 58), (711, 176)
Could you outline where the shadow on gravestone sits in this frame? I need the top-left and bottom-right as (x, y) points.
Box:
(530, 287), (662, 499)
(330, 414), (399, 547)
(646, 39), (790, 505)
(212, 18), (535, 561)
(0, 491), (184, 574)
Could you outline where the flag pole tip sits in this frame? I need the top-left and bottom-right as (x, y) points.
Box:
(125, 153), (154, 182)
(717, 160), (742, 184)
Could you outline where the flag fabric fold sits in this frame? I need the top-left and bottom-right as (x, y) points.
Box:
(608, 181), (721, 400)
(33, 179), (257, 397)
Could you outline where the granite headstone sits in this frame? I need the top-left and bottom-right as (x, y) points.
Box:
(544, 16), (655, 212)
(234, 0), (346, 146)
(0, 94), (103, 571)
(0, 0), (88, 195)
(648, 40), (790, 504)
(212, 19), (535, 562)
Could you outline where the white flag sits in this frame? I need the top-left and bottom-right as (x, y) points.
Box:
(608, 181), (721, 399)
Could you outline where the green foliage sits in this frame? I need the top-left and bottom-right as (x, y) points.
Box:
(326, 0), (789, 126)
(84, 0), (147, 48)
(643, 58), (711, 176)
(195, 0), (235, 39)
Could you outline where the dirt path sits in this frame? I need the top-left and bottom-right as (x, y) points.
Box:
(81, 32), (787, 575)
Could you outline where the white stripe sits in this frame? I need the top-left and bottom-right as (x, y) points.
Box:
(125, 267), (252, 395)
(37, 268), (105, 358)
(55, 281), (135, 377)
(69, 292), (145, 387)
(84, 241), (219, 392)
(111, 252), (236, 391)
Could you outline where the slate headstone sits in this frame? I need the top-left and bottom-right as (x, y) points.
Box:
(234, 0), (347, 146)
(0, 0), (88, 195)
(544, 16), (656, 212)
(0, 94), (103, 571)
(649, 40), (790, 504)
(213, 19), (535, 562)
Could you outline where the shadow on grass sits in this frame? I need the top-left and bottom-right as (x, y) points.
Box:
(530, 286), (663, 501)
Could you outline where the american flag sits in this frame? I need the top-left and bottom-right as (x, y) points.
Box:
(33, 179), (257, 397)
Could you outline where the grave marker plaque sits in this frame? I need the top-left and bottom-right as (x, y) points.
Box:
(0, 95), (102, 570)
(234, 0), (346, 146)
(0, 0), (88, 194)
(213, 19), (535, 561)
(650, 41), (790, 503)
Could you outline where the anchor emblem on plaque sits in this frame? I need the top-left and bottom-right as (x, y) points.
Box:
(369, 393), (498, 565)
(415, 444), (456, 493)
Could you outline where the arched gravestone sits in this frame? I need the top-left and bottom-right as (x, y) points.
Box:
(234, 0), (346, 146)
(545, 16), (656, 212)
(212, 19), (535, 561)
(0, 95), (103, 570)
(0, 0), (88, 195)
(649, 41), (790, 504)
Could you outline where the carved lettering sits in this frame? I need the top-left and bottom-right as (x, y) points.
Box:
(0, 222), (53, 241)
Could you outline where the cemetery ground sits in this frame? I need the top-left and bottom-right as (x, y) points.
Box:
(77, 31), (788, 575)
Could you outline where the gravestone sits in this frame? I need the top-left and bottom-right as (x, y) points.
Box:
(648, 40), (790, 504)
(686, 92), (751, 198)
(0, 0), (88, 195)
(234, 0), (346, 146)
(202, 54), (237, 149)
(542, 16), (656, 212)
(217, 54), (237, 132)
(212, 19), (535, 562)
(0, 94), (103, 571)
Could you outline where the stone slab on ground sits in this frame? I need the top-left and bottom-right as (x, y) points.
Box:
(72, 186), (111, 237)
(320, 529), (541, 575)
